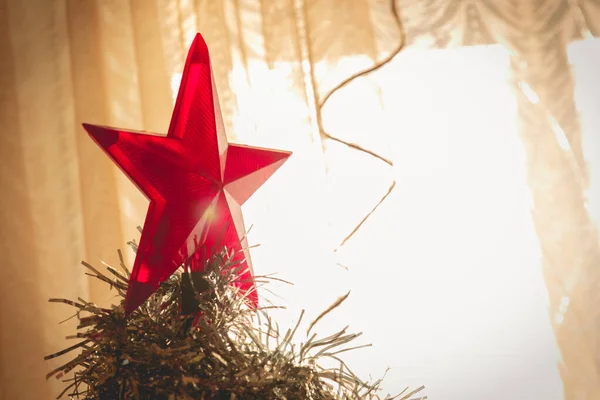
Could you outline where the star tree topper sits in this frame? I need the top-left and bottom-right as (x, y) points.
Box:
(83, 33), (291, 315)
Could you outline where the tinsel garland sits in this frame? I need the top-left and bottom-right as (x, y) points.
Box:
(45, 246), (424, 399)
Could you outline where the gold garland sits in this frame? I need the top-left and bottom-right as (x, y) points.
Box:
(45, 245), (424, 400)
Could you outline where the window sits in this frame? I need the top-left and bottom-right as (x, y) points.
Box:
(170, 44), (565, 398)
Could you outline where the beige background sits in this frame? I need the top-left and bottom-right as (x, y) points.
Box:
(1, 0), (599, 399)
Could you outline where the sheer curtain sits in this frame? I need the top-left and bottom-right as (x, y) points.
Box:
(0, 1), (598, 399)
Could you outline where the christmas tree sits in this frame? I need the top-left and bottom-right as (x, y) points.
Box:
(45, 33), (424, 400)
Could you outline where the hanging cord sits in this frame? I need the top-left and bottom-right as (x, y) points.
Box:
(313, 0), (406, 250)
(318, 0), (405, 167)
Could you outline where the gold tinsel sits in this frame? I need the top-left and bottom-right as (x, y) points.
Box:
(45, 246), (424, 400)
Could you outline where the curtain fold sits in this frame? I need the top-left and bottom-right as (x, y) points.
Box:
(0, 1), (89, 398)
(0, 0), (598, 399)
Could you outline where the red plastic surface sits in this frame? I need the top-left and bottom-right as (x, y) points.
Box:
(83, 34), (291, 315)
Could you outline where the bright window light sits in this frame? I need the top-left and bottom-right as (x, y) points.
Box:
(568, 38), (600, 231)
(169, 44), (565, 399)
(327, 45), (563, 399)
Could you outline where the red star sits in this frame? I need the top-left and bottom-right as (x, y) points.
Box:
(83, 33), (291, 315)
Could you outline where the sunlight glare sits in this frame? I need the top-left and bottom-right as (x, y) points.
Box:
(324, 46), (564, 399)
(167, 42), (566, 399)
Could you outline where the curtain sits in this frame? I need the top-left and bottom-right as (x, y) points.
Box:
(0, 0), (599, 399)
